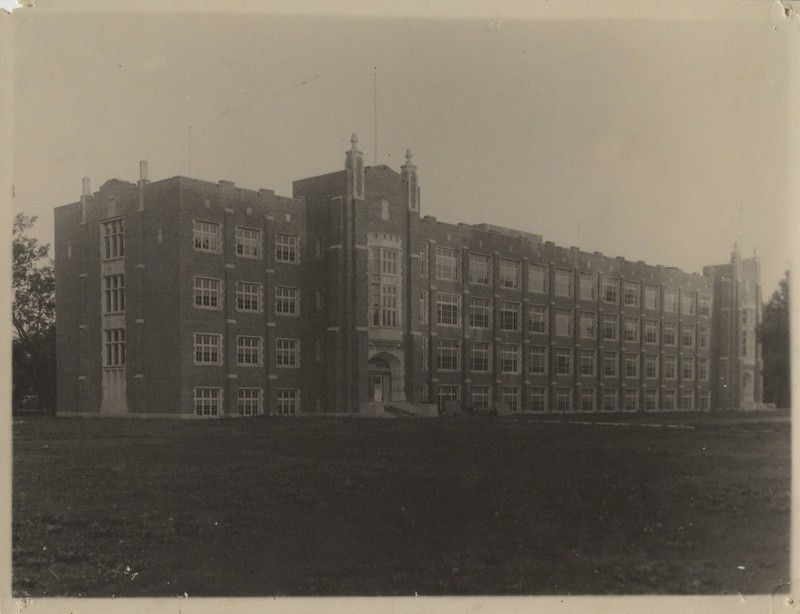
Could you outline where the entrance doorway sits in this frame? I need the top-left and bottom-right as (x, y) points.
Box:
(367, 351), (404, 404)
(370, 373), (391, 402)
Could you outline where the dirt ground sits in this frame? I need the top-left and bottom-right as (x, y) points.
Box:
(12, 411), (790, 596)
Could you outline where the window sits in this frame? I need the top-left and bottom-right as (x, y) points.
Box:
(437, 385), (460, 410)
(681, 357), (695, 381)
(437, 339), (461, 371)
(556, 389), (572, 413)
(699, 294), (712, 317)
(624, 389), (639, 412)
(499, 259), (521, 289)
(644, 319), (659, 344)
(102, 218), (125, 260)
(602, 314), (619, 341)
(663, 287), (679, 313)
(579, 272), (597, 301)
(276, 389), (299, 415)
(555, 309), (573, 337)
(603, 351), (618, 377)
(554, 269), (573, 298)
(555, 348), (572, 376)
(316, 340), (323, 361)
(104, 329), (126, 367)
(419, 243), (429, 278)
(528, 305), (548, 334)
(194, 333), (222, 365)
(436, 293), (461, 327)
(579, 349), (596, 376)
(741, 330), (754, 357)
(500, 301), (521, 332)
(681, 390), (694, 411)
(194, 388), (221, 416)
(370, 248), (401, 328)
(681, 324), (695, 348)
(663, 322), (677, 346)
(419, 291), (429, 325)
(316, 237), (324, 258)
(435, 246), (460, 281)
(238, 388), (262, 415)
(603, 277), (619, 304)
(193, 220), (220, 253)
(529, 346), (548, 375)
(528, 264), (548, 294)
(468, 297), (491, 329)
(235, 226), (261, 258)
(236, 281), (261, 312)
(624, 281), (640, 308)
(237, 336), (263, 366)
(501, 386), (520, 413)
(316, 288), (324, 310)
(469, 253), (492, 286)
(103, 275), (125, 314)
(663, 355), (677, 379)
(644, 354), (658, 379)
(698, 390), (710, 411)
(421, 336), (428, 371)
(194, 277), (221, 309)
(276, 338), (299, 368)
(623, 317), (640, 343)
(471, 386), (492, 410)
(529, 387), (547, 412)
(602, 389), (618, 412)
(625, 353), (639, 378)
(663, 389), (677, 411)
(698, 357), (709, 381)
(579, 312), (597, 339)
(644, 285), (660, 311)
(500, 344), (521, 374)
(275, 286), (298, 316)
(698, 326), (710, 350)
(275, 233), (298, 263)
(470, 342), (491, 372)
(644, 389), (658, 411)
(681, 291), (695, 316)
(580, 388), (596, 412)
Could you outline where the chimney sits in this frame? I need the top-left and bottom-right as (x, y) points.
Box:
(80, 177), (90, 224)
(138, 161), (149, 211)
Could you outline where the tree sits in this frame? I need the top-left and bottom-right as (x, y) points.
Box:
(12, 213), (56, 414)
(759, 271), (790, 408)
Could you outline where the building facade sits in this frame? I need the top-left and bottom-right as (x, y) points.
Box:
(54, 135), (762, 417)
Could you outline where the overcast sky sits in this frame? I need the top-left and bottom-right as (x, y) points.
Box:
(9, 1), (796, 295)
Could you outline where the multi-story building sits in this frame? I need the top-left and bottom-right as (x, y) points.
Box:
(54, 135), (762, 417)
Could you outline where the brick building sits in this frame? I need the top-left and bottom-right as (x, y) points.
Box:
(54, 135), (762, 417)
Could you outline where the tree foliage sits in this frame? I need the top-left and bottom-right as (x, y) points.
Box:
(12, 213), (56, 413)
(759, 271), (790, 408)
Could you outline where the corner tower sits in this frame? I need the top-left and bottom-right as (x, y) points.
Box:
(703, 243), (763, 409)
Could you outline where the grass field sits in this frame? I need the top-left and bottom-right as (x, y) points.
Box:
(12, 411), (790, 597)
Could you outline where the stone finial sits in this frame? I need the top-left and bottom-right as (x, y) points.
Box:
(350, 133), (359, 150)
(405, 148), (413, 163)
(82, 177), (91, 196)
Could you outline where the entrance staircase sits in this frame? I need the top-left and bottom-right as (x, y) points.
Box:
(381, 402), (438, 418)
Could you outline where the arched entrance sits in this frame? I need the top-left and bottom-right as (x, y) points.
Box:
(741, 372), (755, 408)
(367, 351), (405, 403)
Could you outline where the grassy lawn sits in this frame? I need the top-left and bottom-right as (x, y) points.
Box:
(12, 412), (790, 597)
